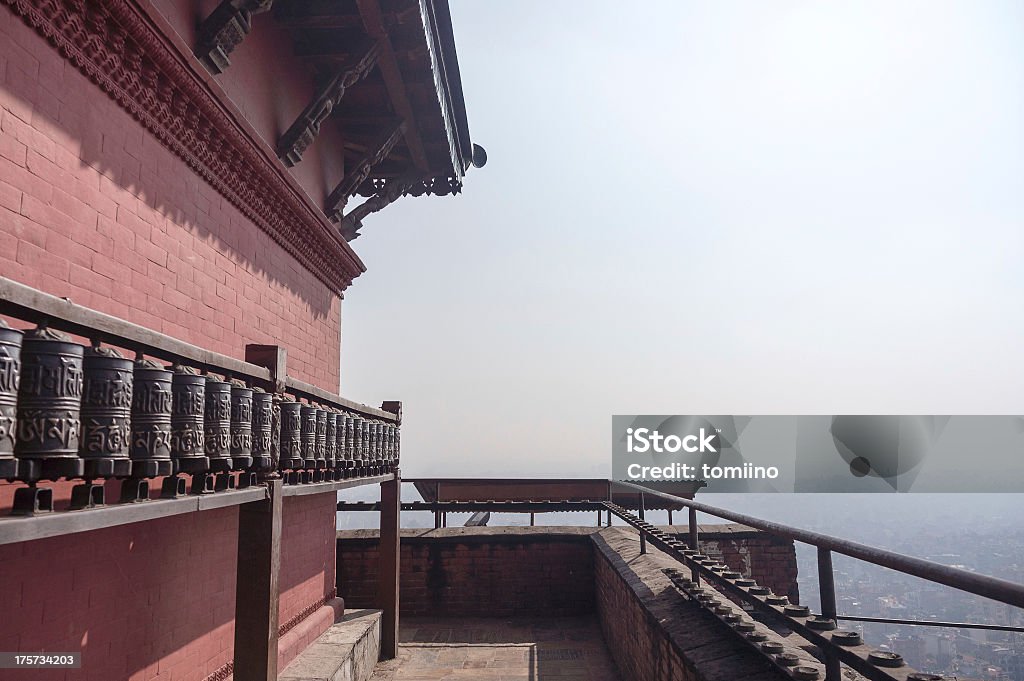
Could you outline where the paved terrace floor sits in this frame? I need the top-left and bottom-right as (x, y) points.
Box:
(370, 616), (622, 681)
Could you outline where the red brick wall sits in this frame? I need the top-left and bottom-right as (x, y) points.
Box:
(279, 493), (339, 631)
(337, 528), (597, 617)
(0, 491), (342, 681)
(0, 508), (239, 681)
(0, 8), (342, 391)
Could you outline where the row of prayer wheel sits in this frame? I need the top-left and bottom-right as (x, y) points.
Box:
(0, 322), (400, 486)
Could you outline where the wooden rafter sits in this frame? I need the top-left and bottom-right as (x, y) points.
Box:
(324, 121), (406, 221)
(354, 0), (430, 172)
(276, 42), (381, 167)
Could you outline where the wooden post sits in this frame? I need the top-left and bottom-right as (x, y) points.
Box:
(233, 479), (283, 681)
(379, 470), (401, 659)
(245, 344), (287, 393)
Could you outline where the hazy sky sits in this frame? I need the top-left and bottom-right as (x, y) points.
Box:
(340, 1), (1024, 479)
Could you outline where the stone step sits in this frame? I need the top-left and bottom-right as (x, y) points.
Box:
(279, 609), (382, 681)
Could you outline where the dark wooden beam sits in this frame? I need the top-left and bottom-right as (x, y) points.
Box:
(195, 0), (275, 74)
(277, 43), (381, 167)
(378, 470), (401, 659)
(233, 479), (283, 681)
(324, 122), (405, 220)
(355, 0), (430, 172)
(274, 0), (362, 28)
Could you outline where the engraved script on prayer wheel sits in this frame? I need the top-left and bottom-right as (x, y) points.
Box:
(0, 320), (23, 476)
(325, 409), (337, 467)
(15, 327), (85, 476)
(204, 378), (231, 469)
(230, 380), (253, 469)
(279, 400), (302, 469)
(80, 346), (133, 475)
(130, 359), (172, 464)
(170, 365), (207, 472)
(314, 406), (327, 468)
(251, 388), (272, 469)
(300, 404), (316, 466)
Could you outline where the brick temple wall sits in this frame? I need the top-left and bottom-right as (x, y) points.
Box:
(0, 507), (240, 681)
(0, 14), (348, 675)
(0, 491), (341, 681)
(337, 527), (598, 617)
(0, 10), (343, 392)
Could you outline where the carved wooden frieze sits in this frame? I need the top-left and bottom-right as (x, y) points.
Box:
(3, 0), (364, 294)
(195, 0), (274, 74)
(277, 43), (381, 167)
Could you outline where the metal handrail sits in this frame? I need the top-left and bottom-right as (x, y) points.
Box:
(612, 479), (1024, 610)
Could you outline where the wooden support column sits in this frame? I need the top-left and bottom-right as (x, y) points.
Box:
(233, 478), (283, 681)
(379, 469), (401, 659)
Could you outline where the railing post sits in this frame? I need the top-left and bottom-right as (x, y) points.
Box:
(433, 483), (441, 529)
(818, 547), (841, 681)
(245, 344), (287, 393)
(233, 479), (283, 681)
(689, 506), (700, 584)
(638, 492), (647, 555)
(379, 469), (401, 659)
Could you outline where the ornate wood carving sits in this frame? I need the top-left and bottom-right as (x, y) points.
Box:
(277, 43), (381, 168)
(339, 177), (414, 242)
(339, 174), (462, 241)
(3, 0), (364, 294)
(195, 0), (274, 74)
(325, 121), (405, 221)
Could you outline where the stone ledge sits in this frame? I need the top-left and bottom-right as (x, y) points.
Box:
(279, 609), (382, 681)
(593, 527), (814, 681)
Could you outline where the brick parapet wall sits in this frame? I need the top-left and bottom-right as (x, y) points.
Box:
(336, 524), (799, 619)
(337, 527), (597, 617)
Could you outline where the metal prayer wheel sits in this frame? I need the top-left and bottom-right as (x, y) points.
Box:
(15, 327), (85, 480)
(351, 415), (363, 463)
(170, 366), (207, 473)
(251, 388), (273, 470)
(130, 358), (173, 476)
(79, 346), (133, 477)
(279, 400), (303, 469)
(385, 424), (394, 461)
(362, 417), (374, 464)
(229, 380), (253, 470)
(314, 406), (327, 468)
(373, 421), (383, 460)
(394, 425), (400, 465)
(342, 411), (354, 458)
(0, 320), (23, 478)
(203, 377), (232, 471)
(361, 416), (371, 462)
(300, 404), (317, 466)
(325, 410), (337, 466)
